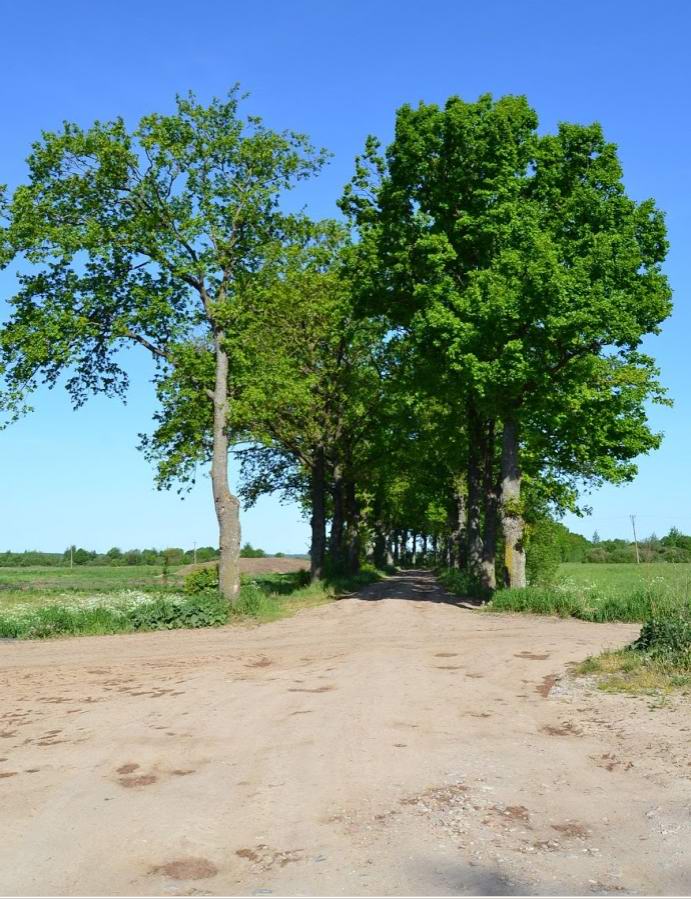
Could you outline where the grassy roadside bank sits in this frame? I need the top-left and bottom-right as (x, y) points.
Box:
(437, 564), (691, 694)
(0, 567), (382, 640)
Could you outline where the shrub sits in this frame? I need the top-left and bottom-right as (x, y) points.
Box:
(525, 519), (561, 585)
(184, 565), (219, 594)
(128, 593), (228, 630)
(585, 547), (608, 563)
(634, 605), (691, 668)
(437, 567), (489, 601)
(0, 592), (229, 639)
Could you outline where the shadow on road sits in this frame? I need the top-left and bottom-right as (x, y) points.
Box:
(348, 568), (485, 609)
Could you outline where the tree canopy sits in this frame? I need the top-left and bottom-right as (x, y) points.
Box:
(0, 90), (673, 596)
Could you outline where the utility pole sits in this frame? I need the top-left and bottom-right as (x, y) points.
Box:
(193, 541), (197, 565)
(630, 515), (640, 564)
(70, 545), (73, 569)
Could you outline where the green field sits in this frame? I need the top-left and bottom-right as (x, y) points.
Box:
(0, 564), (180, 594)
(558, 562), (691, 595)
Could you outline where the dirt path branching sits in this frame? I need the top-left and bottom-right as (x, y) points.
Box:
(0, 571), (688, 896)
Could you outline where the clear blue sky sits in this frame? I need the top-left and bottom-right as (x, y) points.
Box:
(1, 0), (690, 552)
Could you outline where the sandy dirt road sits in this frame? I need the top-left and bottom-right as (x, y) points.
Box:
(0, 571), (689, 897)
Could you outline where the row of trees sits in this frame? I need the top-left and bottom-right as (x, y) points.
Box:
(0, 90), (672, 601)
(0, 546), (220, 567)
(0, 543), (278, 567)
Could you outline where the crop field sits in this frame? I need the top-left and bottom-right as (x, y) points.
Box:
(0, 564), (179, 596)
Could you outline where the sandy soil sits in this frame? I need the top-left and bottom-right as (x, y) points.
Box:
(0, 570), (689, 897)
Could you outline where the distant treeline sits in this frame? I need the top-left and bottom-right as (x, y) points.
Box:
(586, 528), (691, 564)
(0, 546), (219, 568)
(512, 522), (691, 584)
(530, 523), (691, 566)
(0, 543), (288, 567)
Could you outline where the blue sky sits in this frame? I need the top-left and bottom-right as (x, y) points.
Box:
(1, 0), (690, 552)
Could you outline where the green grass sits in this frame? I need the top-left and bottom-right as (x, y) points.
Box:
(559, 562), (691, 595)
(486, 562), (691, 623)
(575, 647), (691, 696)
(0, 565), (382, 640)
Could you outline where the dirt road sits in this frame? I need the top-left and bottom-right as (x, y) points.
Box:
(1, 571), (689, 896)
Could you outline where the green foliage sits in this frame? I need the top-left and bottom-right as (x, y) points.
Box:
(128, 593), (228, 630)
(0, 592), (229, 639)
(525, 518), (561, 585)
(635, 606), (691, 668)
(436, 567), (488, 600)
(184, 565), (219, 594)
(342, 92), (671, 561)
(0, 546), (219, 568)
(240, 543), (266, 558)
(0, 567), (382, 639)
(489, 577), (683, 623)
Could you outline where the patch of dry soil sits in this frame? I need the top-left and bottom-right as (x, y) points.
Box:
(0, 571), (688, 896)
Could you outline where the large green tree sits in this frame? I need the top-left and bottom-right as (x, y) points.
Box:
(0, 90), (326, 601)
(342, 94), (671, 589)
(145, 221), (388, 579)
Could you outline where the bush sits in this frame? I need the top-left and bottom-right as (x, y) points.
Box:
(525, 519), (561, 585)
(184, 565), (219, 594)
(585, 548), (609, 563)
(0, 592), (229, 639)
(634, 606), (691, 668)
(128, 593), (229, 630)
(437, 567), (489, 600)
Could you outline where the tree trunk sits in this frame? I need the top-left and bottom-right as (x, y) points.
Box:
(373, 528), (387, 569)
(309, 447), (326, 581)
(329, 466), (345, 573)
(466, 417), (484, 583)
(344, 478), (361, 575)
(385, 537), (394, 567)
(456, 488), (468, 571)
(501, 418), (526, 588)
(411, 532), (418, 566)
(211, 332), (241, 601)
(479, 421), (498, 593)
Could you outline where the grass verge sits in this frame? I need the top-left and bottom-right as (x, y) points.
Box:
(575, 603), (691, 695)
(487, 581), (683, 623)
(574, 650), (691, 695)
(0, 566), (382, 640)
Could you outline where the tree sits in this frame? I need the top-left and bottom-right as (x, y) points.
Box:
(143, 221), (388, 580)
(0, 89), (327, 601)
(342, 93), (671, 590)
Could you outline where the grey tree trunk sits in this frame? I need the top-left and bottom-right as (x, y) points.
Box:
(344, 478), (361, 575)
(500, 418), (526, 588)
(373, 527), (387, 569)
(385, 538), (394, 567)
(309, 447), (326, 581)
(211, 333), (241, 601)
(466, 425), (484, 582)
(329, 466), (345, 573)
(479, 421), (498, 593)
